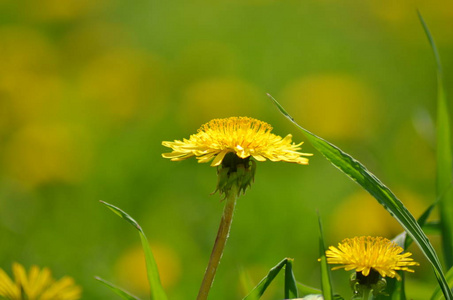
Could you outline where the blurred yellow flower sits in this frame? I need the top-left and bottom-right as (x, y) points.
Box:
(162, 117), (312, 166)
(367, 0), (453, 45)
(115, 243), (181, 294)
(330, 189), (427, 239)
(61, 22), (132, 63)
(179, 78), (262, 129)
(22, 0), (107, 22)
(281, 74), (378, 140)
(79, 49), (168, 124)
(326, 236), (419, 280)
(0, 262), (81, 300)
(175, 42), (239, 86)
(392, 121), (435, 182)
(3, 124), (90, 187)
(0, 26), (62, 131)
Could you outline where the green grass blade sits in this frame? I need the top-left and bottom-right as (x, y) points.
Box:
(95, 276), (141, 300)
(268, 94), (453, 299)
(239, 267), (258, 300)
(296, 282), (322, 296)
(100, 201), (168, 300)
(242, 258), (288, 300)
(284, 258), (298, 299)
(318, 213), (333, 300)
(418, 9), (453, 270)
(404, 202), (438, 249)
(431, 266), (453, 300)
(389, 201), (439, 300)
(139, 233), (168, 300)
(424, 221), (441, 235)
(100, 200), (142, 231)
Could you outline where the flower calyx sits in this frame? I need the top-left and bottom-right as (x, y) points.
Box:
(214, 153), (256, 198)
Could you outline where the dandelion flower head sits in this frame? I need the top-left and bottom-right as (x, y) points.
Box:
(325, 236), (419, 280)
(0, 262), (82, 300)
(162, 116), (312, 166)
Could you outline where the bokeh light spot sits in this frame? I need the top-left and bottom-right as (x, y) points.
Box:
(115, 243), (182, 295)
(179, 78), (262, 129)
(281, 74), (379, 140)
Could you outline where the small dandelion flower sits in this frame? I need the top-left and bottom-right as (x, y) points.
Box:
(162, 116), (312, 195)
(0, 262), (82, 300)
(325, 236), (419, 297)
(325, 236), (419, 281)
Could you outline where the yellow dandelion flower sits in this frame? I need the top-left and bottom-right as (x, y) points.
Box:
(162, 117), (311, 299)
(162, 116), (312, 167)
(0, 262), (82, 300)
(325, 236), (419, 281)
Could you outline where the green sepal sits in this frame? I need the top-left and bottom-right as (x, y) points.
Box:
(214, 153), (256, 198)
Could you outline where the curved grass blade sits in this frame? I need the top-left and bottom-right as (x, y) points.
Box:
(393, 200), (438, 251)
(268, 94), (453, 299)
(431, 266), (453, 300)
(95, 276), (141, 300)
(389, 204), (439, 300)
(285, 258), (298, 299)
(403, 202), (438, 249)
(296, 282), (321, 296)
(318, 213), (333, 300)
(100, 201), (168, 300)
(242, 258), (288, 300)
(423, 221), (441, 235)
(418, 9), (453, 270)
(390, 201), (442, 300)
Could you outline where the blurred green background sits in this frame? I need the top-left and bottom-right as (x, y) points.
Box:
(1, 0), (452, 299)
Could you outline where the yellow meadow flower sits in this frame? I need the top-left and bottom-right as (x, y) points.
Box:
(162, 116), (312, 167)
(325, 236), (419, 281)
(162, 117), (311, 299)
(0, 262), (81, 300)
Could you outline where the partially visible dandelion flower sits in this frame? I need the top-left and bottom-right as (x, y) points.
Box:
(0, 262), (82, 300)
(325, 236), (419, 281)
(162, 116), (312, 166)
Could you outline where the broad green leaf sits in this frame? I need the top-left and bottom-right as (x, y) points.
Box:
(431, 266), (453, 300)
(100, 201), (168, 300)
(95, 276), (141, 300)
(268, 94), (453, 299)
(318, 213), (333, 300)
(242, 258), (288, 300)
(418, 9), (453, 270)
(285, 258), (298, 299)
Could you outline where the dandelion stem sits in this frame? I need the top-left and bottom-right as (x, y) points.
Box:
(197, 185), (239, 300)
